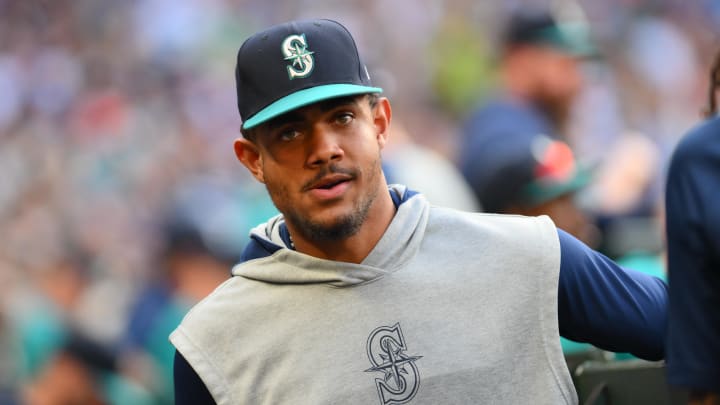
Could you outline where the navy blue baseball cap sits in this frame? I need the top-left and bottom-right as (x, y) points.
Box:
(236, 19), (382, 130)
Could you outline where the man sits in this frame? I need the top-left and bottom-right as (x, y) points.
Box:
(665, 53), (720, 403)
(459, 9), (592, 207)
(170, 19), (666, 404)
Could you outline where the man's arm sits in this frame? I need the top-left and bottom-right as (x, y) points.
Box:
(174, 350), (216, 404)
(556, 229), (667, 360)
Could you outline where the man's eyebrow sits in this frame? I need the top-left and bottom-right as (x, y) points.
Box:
(265, 111), (303, 131)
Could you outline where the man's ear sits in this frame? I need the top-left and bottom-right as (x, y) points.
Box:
(373, 97), (392, 149)
(234, 137), (265, 183)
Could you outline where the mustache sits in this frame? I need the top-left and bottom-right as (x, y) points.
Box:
(301, 164), (357, 191)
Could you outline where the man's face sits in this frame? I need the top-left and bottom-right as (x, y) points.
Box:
(236, 95), (390, 243)
(530, 47), (583, 128)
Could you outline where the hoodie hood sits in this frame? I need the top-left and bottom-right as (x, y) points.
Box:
(231, 185), (429, 287)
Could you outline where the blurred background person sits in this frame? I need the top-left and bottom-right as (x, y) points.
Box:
(3, 239), (152, 405)
(457, 8), (597, 245)
(22, 332), (121, 405)
(458, 8), (592, 157)
(118, 209), (232, 404)
(457, 4), (685, 269)
(665, 51), (720, 404)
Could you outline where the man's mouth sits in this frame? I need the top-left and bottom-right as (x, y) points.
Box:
(310, 174), (352, 190)
(304, 172), (354, 200)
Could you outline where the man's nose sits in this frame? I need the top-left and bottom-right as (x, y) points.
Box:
(306, 129), (344, 167)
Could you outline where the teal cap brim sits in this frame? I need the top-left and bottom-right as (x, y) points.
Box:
(524, 164), (592, 206)
(242, 84), (383, 130)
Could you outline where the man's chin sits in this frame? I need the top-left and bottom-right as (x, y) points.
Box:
(291, 212), (364, 242)
(310, 218), (362, 241)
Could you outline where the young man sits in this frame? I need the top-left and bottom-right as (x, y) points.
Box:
(170, 19), (666, 404)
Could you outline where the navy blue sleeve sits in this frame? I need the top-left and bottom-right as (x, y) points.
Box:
(174, 350), (216, 404)
(665, 117), (720, 392)
(557, 229), (667, 360)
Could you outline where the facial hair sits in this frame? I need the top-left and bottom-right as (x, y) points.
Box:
(266, 155), (383, 243)
(531, 83), (577, 135)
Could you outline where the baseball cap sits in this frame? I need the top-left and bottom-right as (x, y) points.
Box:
(502, 10), (596, 58)
(474, 135), (591, 213)
(236, 19), (382, 130)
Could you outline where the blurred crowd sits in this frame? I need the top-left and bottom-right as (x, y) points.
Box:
(1, 0), (718, 403)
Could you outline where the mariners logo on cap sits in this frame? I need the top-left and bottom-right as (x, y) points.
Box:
(282, 34), (314, 79)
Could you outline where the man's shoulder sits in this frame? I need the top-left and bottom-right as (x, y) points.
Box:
(429, 206), (552, 224)
(173, 273), (266, 333)
(427, 207), (558, 242)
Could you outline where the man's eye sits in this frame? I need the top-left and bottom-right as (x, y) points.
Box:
(279, 129), (301, 141)
(335, 113), (353, 125)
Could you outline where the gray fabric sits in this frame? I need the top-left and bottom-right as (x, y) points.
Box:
(170, 189), (576, 404)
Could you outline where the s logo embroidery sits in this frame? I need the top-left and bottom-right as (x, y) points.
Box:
(365, 323), (422, 404)
(281, 34), (314, 79)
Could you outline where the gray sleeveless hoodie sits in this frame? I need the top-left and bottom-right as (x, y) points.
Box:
(170, 185), (577, 404)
